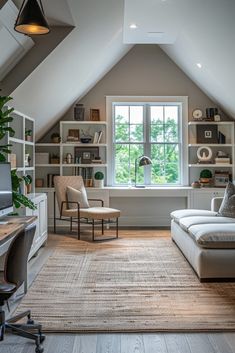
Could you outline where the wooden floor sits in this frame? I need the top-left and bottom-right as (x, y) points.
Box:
(1, 230), (235, 353)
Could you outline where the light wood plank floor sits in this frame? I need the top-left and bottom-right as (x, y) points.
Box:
(1, 230), (235, 353)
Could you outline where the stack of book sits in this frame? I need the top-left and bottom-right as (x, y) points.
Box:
(215, 157), (230, 164)
(93, 131), (103, 144)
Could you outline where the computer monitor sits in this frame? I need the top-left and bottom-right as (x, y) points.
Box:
(0, 163), (13, 218)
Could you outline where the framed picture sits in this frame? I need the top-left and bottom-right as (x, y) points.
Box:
(67, 129), (79, 142)
(74, 146), (99, 164)
(196, 124), (218, 144)
(90, 109), (100, 121)
(214, 171), (230, 187)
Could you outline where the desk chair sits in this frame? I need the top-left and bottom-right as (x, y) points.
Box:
(0, 224), (45, 353)
(54, 176), (121, 241)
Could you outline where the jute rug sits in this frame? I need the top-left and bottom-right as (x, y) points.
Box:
(17, 231), (235, 332)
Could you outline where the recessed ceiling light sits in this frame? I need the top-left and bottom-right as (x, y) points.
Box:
(196, 63), (202, 69)
(129, 23), (137, 29)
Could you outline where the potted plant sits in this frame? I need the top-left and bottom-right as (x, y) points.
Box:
(51, 132), (61, 143)
(200, 169), (213, 186)
(94, 171), (104, 188)
(25, 129), (33, 141)
(23, 174), (33, 194)
(50, 153), (60, 164)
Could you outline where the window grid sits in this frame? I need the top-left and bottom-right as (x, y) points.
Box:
(113, 103), (181, 186)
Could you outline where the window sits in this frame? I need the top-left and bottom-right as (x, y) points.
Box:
(111, 100), (185, 186)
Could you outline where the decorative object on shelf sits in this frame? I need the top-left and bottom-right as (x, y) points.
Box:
(23, 174), (33, 194)
(214, 114), (221, 122)
(94, 171), (104, 188)
(90, 109), (100, 121)
(218, 131), (226, 144)
(199, 169), (213, 187)
(47, 174), (59, 187)
(51, 132), (61, 143)
(135, 155), (152, 188)
(191, 181), (201, 188)
(35, 152), (49, 164)
(215, 151), (230, 165)
(66, 153), (72, 164)
(74, 146), (99, 164)
(35, 178), (44, 187)
(80, 137), (92, 143)
(196, 146), (213, 164)
(93, 131), (103, 144)
(214, 171), (230, 187)
(196, 124), (218, 144)
(91, 157), (102, 164)
(205, 108), (218, 121)
(67, 129), (79, 142)
(14, 0), (50, 35)
(74, 104), (85, 121)
(25, 129), (33, 141)
(50, 154), (60, 164)
(80, 128), (92, 143)
(24, 153), (31, 167)
(192, 109), (203, 121)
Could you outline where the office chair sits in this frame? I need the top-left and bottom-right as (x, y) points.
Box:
(0, 224), (45, 353)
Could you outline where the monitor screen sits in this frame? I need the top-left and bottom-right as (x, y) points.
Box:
(0, 163), (13, 215)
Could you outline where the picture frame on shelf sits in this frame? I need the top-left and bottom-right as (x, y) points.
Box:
(67, 129), (79, 142)
(214, 171), (230, 187)
(196, 124), (218, 144)
(74, 146), (99, 164)
(90, 109), (100, 121)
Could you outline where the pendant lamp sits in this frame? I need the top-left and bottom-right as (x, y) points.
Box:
(14, 0), (50, 35)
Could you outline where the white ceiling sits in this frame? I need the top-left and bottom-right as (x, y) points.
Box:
(10, 0), (235, 139)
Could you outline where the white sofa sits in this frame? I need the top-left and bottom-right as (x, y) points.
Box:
(171, 197), (235, 281)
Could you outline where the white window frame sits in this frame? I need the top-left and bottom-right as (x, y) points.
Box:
(106, 96), (188, 187)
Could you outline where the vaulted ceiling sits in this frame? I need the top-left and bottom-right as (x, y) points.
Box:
(1, 0), (234, 140)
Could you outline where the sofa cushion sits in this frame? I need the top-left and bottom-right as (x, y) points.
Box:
(188, 223), (235, 249)
(179, 215), (235, 232)
(218, 182), (235, 218)
(67, 186), (90, 209)
(171, 209), (217, 224)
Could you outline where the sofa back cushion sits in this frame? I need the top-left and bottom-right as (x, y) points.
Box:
(218, 182), (235, 218)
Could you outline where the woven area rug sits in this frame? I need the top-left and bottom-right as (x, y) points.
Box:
(17, 231), (235, 332)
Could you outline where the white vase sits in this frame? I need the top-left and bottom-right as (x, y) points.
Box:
(94, 179), (104, 188)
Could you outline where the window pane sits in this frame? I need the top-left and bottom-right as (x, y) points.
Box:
(115, 106), (129, 124)
(151, 106), (163, 123)
(130, 106), (143, 124)
(164, 106), (178, 124)
(151, 163), (165, 184)
(150, 124), (164, 142)
(164, 121), (178, 142)
(165, 144), (179, 163)
(115, 144), (129, 164)
(151, 144), (165, 163)
(165, 163), (179, 184)
(130, 124), (143, 142)
(130, 144), (144, 184)
(115, 124), (129, 142)
(115, 163), (130, 184)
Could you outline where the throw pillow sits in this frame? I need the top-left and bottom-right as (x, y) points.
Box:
(218, 182), (235, 218)
(66, 186), (90, 209)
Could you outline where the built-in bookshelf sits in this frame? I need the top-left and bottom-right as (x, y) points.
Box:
(188, 121), (235, 186)
(35, 120), (107, 188)
(4, 109), (35, 194)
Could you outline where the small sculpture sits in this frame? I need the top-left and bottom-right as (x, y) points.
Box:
(197, 146), (212, 163)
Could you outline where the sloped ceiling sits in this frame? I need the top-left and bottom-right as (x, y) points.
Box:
(11, 0), (235, 140)
(11, 0), (131, 140)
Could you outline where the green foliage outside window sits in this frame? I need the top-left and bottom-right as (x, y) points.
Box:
(113, 104), (180, 185)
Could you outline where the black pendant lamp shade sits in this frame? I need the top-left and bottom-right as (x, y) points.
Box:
(14, 0), (50, 35)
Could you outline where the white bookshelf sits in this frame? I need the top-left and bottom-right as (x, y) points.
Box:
(6, 109), (35, 194)
(35, 120), (107, 188)
(188, 120), (235, 186)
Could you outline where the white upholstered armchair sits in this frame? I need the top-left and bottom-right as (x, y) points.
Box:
(53, 176), (120, 241)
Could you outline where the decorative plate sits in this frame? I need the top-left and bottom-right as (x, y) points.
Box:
(192, 109), (203, 120)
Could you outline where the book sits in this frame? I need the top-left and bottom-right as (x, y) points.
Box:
(97, 131), (103, 144)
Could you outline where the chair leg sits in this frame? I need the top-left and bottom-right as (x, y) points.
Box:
(102, 219), (104, 235)
(116, 217), (119, 238)
(6, 323), (44, 351)
(92, 219), (95, 241)
(0, 309), (5, 341)
(77, 217), (80, 240)
(70, 217), (73, 232)
(53, 192), (56, 234)
(7, 310), (31, 324)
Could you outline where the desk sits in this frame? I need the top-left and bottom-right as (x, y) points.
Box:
(0, 216), (37, 293)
